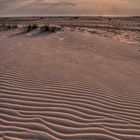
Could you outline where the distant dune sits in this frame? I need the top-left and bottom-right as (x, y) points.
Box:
(0, 17), (140, 139)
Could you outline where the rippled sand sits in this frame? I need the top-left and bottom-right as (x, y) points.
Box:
(0, 17), (140, 140)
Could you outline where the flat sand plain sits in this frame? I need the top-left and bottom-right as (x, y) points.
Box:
(0, 17), (140, 140)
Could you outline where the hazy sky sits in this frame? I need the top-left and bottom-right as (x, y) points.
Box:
(0, 0), (140, 16)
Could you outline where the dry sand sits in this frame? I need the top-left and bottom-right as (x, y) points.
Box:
(0, 17), (140, 140)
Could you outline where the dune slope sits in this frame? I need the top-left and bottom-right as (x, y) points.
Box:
(0, 30), (140, 140)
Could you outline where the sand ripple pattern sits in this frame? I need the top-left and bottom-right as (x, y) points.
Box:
(0, 31), (140, 140)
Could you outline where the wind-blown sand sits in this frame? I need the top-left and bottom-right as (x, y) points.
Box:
(0, 17), (140, 140)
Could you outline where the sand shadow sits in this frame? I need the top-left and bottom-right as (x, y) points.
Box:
(32, 30), (59, 37)
(9, 29), (61, 38)
(10, 25), (61, 37)
(9, 31), (31, 37)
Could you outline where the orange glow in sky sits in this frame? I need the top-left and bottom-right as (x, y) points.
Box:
(0, 0), (140, 16)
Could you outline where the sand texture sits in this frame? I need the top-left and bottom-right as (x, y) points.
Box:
(0, 17), (140, 140)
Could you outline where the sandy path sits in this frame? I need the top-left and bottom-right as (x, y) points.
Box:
(0, 30), (140, 140)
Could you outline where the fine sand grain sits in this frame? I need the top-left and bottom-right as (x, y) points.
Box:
(0, 18), (140, 140)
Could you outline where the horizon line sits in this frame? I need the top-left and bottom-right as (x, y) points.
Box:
(0, 15), (140, 18)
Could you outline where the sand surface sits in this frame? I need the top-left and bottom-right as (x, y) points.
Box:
(0, 18), (140, 140)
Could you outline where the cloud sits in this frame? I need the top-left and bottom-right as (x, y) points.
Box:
(0, 0), (140, 16)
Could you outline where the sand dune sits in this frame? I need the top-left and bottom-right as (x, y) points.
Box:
(0, 18), (140, 139)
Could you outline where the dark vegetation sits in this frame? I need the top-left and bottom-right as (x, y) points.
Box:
(0, 23), (61, 33)
(0, 24), (17, 31)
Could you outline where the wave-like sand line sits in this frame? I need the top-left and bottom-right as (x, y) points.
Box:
(0, 27), (140, 140)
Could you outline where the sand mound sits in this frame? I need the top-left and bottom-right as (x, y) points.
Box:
(0, 30), (140, 140)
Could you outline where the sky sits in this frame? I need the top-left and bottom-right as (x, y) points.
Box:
(0, 0), (140, 16)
